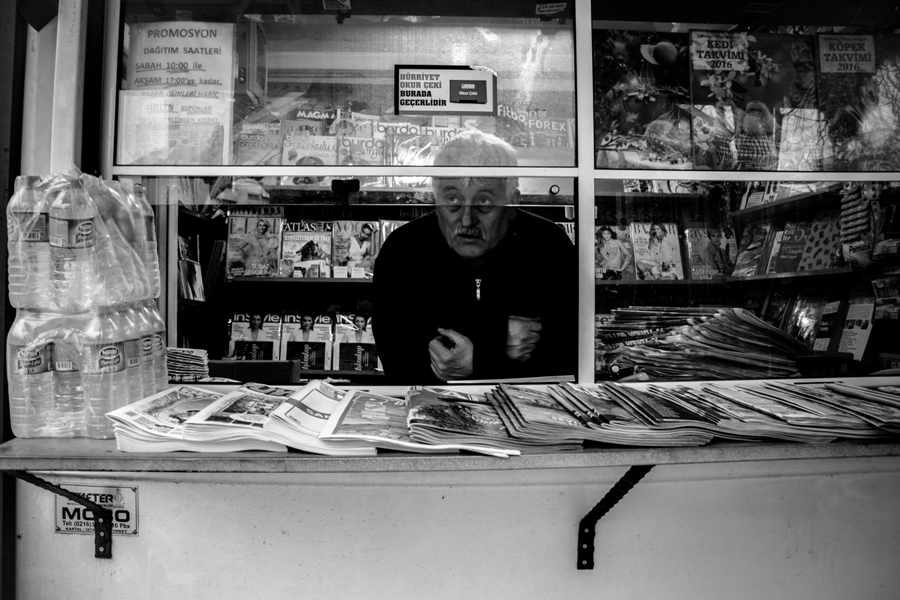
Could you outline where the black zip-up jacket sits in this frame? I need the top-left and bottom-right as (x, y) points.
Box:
(372, 210), (577, 383)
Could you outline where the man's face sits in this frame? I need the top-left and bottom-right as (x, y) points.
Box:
(434, 178), (515, 261)
(301, 316), (313, 330)
(250, 314), (263, 329)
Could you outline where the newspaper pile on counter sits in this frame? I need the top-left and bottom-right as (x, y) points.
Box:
(167, 348), (210, 383)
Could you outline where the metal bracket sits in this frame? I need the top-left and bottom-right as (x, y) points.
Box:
(3, 470), (113, 559)
(577, 464), (654, 570)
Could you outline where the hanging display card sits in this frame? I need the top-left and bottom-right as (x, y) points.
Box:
(394, 65), (497, 116)
(690, 32), (750, 72)
(818, 34), (876, 74)
(117, 22), (235, 165)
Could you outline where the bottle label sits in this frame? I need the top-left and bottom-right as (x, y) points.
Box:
(124, 338), (142, 368)
(83, 342), (126, 374)
(51, 343), (78, 372)
(9, 211), (49, 243)
(140, 335), (154, 363)
(152, 333), (166, 357)
(49, 217), (95, 248)
(11, 344), (51, 374)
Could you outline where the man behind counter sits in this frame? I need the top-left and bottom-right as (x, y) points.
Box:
(372, 130), (576, 383)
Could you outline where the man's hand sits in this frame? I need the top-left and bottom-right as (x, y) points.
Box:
(428, 328), (474, 381)
(507, 316), (541, 362)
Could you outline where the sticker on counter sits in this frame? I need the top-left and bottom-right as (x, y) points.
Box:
(55, 485), (139, 536)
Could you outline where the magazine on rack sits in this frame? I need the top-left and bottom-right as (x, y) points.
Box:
(230, 312), (282, 360)
(332, 220), (378, 278)
(106, 385), (288, 452)
(318, 390), (516, 457)
(333, 313), (379, 371)
(280, 228), (332, 278)
(281, 313), (333, 370)
(629, 222), (684, 280)
(225, 206), (284, 278)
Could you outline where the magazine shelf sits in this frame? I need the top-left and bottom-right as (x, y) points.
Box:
(730, 185), (844, 221)
(226, 277), (372, 285)
(729, 268), (855, 283)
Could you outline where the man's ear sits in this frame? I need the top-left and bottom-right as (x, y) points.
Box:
(509, 189), (521, 219)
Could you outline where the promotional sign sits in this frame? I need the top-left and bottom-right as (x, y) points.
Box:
(818, 34), (876, 73)
(55, 485), (139, 536)
(126, 21), (235, 95)
(394, 65), (497, 116)
(118, 21), (234, 165)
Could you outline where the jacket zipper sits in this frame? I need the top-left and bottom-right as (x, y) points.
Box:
(475, 278), (481, 302)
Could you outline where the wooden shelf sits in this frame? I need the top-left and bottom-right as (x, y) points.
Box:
(730, 183), (843, 220)
(0, 437), (896, 474)
(596, 268), (854, 286)
(729, 267), (854, 283)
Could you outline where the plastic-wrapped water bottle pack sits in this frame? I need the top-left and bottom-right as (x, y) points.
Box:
(6, 172), (167, 439)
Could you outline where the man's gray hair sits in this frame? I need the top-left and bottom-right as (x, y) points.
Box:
(432, 130), (519, 201)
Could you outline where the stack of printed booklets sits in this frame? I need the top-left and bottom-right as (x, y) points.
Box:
(596, 307), (814, 380)
(167, 348), (210, 383)
(105, 378), (900, 455)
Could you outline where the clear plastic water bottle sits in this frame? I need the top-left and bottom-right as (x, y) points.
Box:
(115, 304), (145, 402)
(7, 176), (52, 309)
(6, 310), (54, 437)
(48, 177), (100, 312)
(83, 179), (132, 306)
(132, 183), (160, 299)
(131, 300), (157, 398)
(81, 307), (129, 439)
(142, 299), (169, 391)
(50, 336), (87, 438)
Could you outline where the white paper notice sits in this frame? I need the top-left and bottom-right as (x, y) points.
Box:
(837, 297), (876, 361)
(118, 22), (235, 165)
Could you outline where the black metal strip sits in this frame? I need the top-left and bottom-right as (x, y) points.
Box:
(577, 464), (654, 570)
(2, 471), (113, 559)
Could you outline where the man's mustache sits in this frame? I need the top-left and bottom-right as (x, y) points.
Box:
(455, 226), (484, 238)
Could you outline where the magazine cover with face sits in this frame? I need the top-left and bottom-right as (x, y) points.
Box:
(281, 229), (332, 278)
(630, 222), (684, 280)
(685, 227), (733, 279)
(332, 221), (378, 278)
(332, 313), (379, 371)
(229, 312), (282, 360)
(281, 313), (333, 370)
(225, 206), (284, 278)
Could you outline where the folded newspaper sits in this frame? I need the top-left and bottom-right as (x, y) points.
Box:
(181, 381), (377, 456)
(105, 385), (288, 453)
(319, 389), (520, 458)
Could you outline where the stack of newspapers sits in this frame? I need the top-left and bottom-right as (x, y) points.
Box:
(599, 307), (814, 380)
(105, 379), (900, 454)
(167, 348), (210, 383)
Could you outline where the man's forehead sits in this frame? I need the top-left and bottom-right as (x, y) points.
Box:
(435, 178), (506, 195)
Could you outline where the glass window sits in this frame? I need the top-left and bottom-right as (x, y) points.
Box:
(115, 3), (576, 171)
(141, 174), (576, 383)
(594, 178), (899, 382)
(592, 16), (900, 172)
